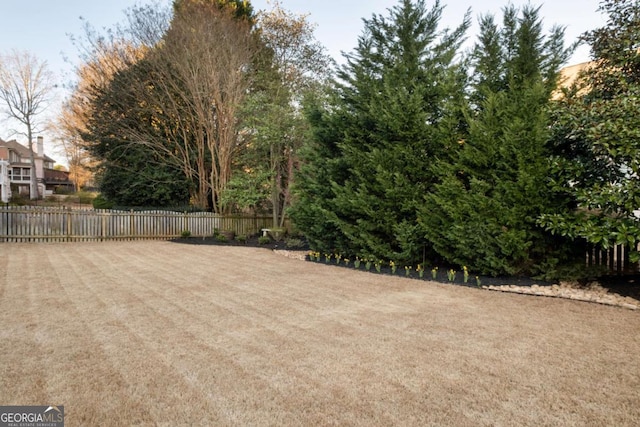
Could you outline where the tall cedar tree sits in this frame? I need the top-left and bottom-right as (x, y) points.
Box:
(289, 89), (353, 254)
(293, 0), (470, 264)
(421, 5), (574, 276)
(541, 0), (640, 259)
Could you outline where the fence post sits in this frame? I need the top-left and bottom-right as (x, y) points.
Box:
(100, 211), (107, 241)
(4, 203), (8, 242)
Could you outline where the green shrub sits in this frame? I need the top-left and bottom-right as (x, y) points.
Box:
(258, 236), (271, 245)
(92, 194), (114, 209)
(77, 191), (95, 204)
(285, 238), (305, 249)
(181, 230), (191, 238)
(9, 193), (28, 206)
(235, 234), (248, 243)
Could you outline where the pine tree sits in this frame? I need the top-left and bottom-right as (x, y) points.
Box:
(421, 5), (574, 276)
(299, 0), (469, 264)
(289, 90), (353, 255)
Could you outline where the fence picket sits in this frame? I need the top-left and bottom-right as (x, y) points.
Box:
(584, 242), (640, 275)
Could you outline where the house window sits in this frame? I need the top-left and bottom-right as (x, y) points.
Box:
(11, 167), (30, 182)
(9, 151), (20, 163)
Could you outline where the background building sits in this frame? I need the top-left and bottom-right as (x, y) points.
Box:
(0, 137), (73, 199)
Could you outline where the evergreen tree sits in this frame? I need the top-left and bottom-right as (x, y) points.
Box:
(421, 5), (574, 276)
(541, 0), (640, 259)
(293, 0), (469, 264)
(289, 90), (353, 254)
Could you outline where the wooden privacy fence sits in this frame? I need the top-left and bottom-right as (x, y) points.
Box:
(0, 205), (277, 242)
(586, 243), (640, 275)
(2, 205), (636, 275)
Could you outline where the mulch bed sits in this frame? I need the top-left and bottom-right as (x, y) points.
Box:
(171, 234), (302, 251)
(598, 274), (640, 301)
(170, 235), (640, 300)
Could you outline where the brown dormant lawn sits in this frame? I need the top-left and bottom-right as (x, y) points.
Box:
(1, 241), (639, 426)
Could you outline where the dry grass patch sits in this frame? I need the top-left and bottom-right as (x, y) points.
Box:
(0, 241), (639, 426)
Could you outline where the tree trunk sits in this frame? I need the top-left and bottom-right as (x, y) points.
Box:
(27, 128), (38, 200)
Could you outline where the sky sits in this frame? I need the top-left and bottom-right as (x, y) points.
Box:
(0, 0), (607, 164)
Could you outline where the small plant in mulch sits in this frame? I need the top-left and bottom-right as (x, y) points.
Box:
(285, 237), (305, 249)
(390, 260), (397, 274)
(181, 230), (192, 238)
(258, 235), (271, 245)
(447, 269), (456, 282)
(212, 228), (235, 242)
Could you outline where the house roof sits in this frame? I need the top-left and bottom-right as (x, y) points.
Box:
(0, 138), (56, 163)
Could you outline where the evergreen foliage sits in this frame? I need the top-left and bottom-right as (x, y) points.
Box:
(288, 90), (352, 255)
(419, 4), (575, 276)
(292, 0), (470, 264)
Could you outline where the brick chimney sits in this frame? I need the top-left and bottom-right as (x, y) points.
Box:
(37, 136), (44, 158)
(0, 146), (7, 160)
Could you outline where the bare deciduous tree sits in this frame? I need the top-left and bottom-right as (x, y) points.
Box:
(52, 35), (148, 192)
(0, 50), (54, 199)
(71, 1), (258, 211)
(49, 97), (94, 191)
(164, 2), (258, 213)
